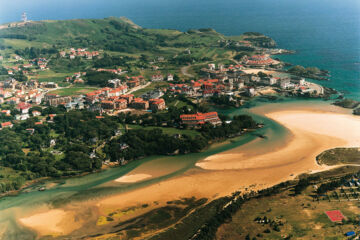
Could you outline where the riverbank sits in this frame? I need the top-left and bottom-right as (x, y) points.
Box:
(15, 102), (360, 238)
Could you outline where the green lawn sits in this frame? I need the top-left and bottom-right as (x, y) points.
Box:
(49, 86), (98, 96)
(35, 70), (70, 82)
(132, 81), (169, 97)
(2, 39), (51, 49)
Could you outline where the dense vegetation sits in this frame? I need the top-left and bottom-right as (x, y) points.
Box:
(316, 147), (360, 165)
(288, 65), (329, 80)
(0, 109), (114, 192)
(0, 103), (257, 193)
(105, 112), (256, 161)
(85, 70), (118, 86)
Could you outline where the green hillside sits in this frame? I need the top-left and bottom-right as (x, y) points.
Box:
(0, 17), (274, 58)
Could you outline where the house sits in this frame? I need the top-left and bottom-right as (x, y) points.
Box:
(0, 97), (4, 104)
(208, 64), (216, 70)
(59, 51), (66, 57)
(50, 139), (56, 147)
(1, 110), (11, 116)
(26, 128), (35, 135)
(127, 77), (140, 88)
(42, 82), (58, 88)
(261, 77), (278, 85)
(32, 110), (41, 117)
(141, 89), (164, 100)
(0, 90), (12, 98)
(49, 114), (56, 121)
(180, 112), (222, 126)
(149, 98), (166, 111)
(108, 79), (122, 88)
(7, 97), (20, 105)
(7, 70), (14, 75)
(23, 64), (32, 68)
(291, 76), (306, 86)
(3, 78), (17, 89)
(280, 78), (292, 89)
(1, 121), (13, 129)
(69, 54), (75, 59)
(15, 114), (30, 121)
(167, 74), (174, 81)
(16, 102), (32, 114)
(115, 98), (127, 109)
(31, 94), (43, 104)
(120, 94), (134, 104)
(101, 100), (115, 110)
(131, 98), (149, 110)
(151, 75), (163, 82)
(244, 55), (274, 67)
(108, 86), (128, 97)
(247, 87), (256, 97)
(39, 64), (46, 70)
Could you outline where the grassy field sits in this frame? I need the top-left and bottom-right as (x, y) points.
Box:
(2, 38), (51, 49)
(132, 81), (169, 97)
(35, 70), (70, 82)
(317, 148), (360, 166)
(49, 86), (98, 96)
(216, 185), (360, 240)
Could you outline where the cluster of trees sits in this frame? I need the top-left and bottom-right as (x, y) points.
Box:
(0, 110), (120, 193)
(227, 43), (255, 52)
(104, 128), (207, 161)
(48, 57), (88, 72)
(209, 95), (237, 107)
(15, 47), (57, 59)
(288, 65), (328, 80)
(199, 115), (257, 140)
(93, 53), (133, 68)
(85, 70), (118, 86)
(105, 113), (257, 162)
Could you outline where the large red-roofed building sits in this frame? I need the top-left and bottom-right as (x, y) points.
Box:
(180, 112), (221, 126)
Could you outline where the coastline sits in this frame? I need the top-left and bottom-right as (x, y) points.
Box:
(14, 102), (360, 238)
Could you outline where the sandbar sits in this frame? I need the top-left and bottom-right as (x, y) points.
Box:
(114, 173), (152, 183)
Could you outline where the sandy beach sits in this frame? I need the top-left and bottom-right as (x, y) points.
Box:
(18, 107), (360, 237)
(242, 68), (276, 75)
(19, 209), (72, 236)
(114, 173), (152, 183)
(197, 110), (360, 170)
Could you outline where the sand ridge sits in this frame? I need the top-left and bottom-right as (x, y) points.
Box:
(114, 174), (152, 183)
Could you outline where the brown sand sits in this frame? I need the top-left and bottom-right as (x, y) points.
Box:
(19, 209), (71, 236)
(114, 174), (152, 183)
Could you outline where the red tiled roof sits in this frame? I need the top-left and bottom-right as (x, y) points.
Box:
(1, 122), (12, 127)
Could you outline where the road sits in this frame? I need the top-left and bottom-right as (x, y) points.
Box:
(127, 82), (151, 94)
(180, 65), (194, 78)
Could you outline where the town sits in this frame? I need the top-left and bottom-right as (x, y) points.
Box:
(0, 47), (325, 130)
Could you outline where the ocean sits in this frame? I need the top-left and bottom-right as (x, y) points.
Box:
(0, 0), (359, 99)
(1, 0), (359, 99)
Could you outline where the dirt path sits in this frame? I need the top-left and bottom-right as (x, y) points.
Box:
(180, 65), (194, 78)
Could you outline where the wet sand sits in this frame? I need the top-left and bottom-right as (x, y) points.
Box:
(114, 174), (152, 183)
(19, 209), (72, 236)
(18, 107), (360, 237)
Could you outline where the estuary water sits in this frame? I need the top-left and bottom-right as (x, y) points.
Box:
(0, 0), (359, 99)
